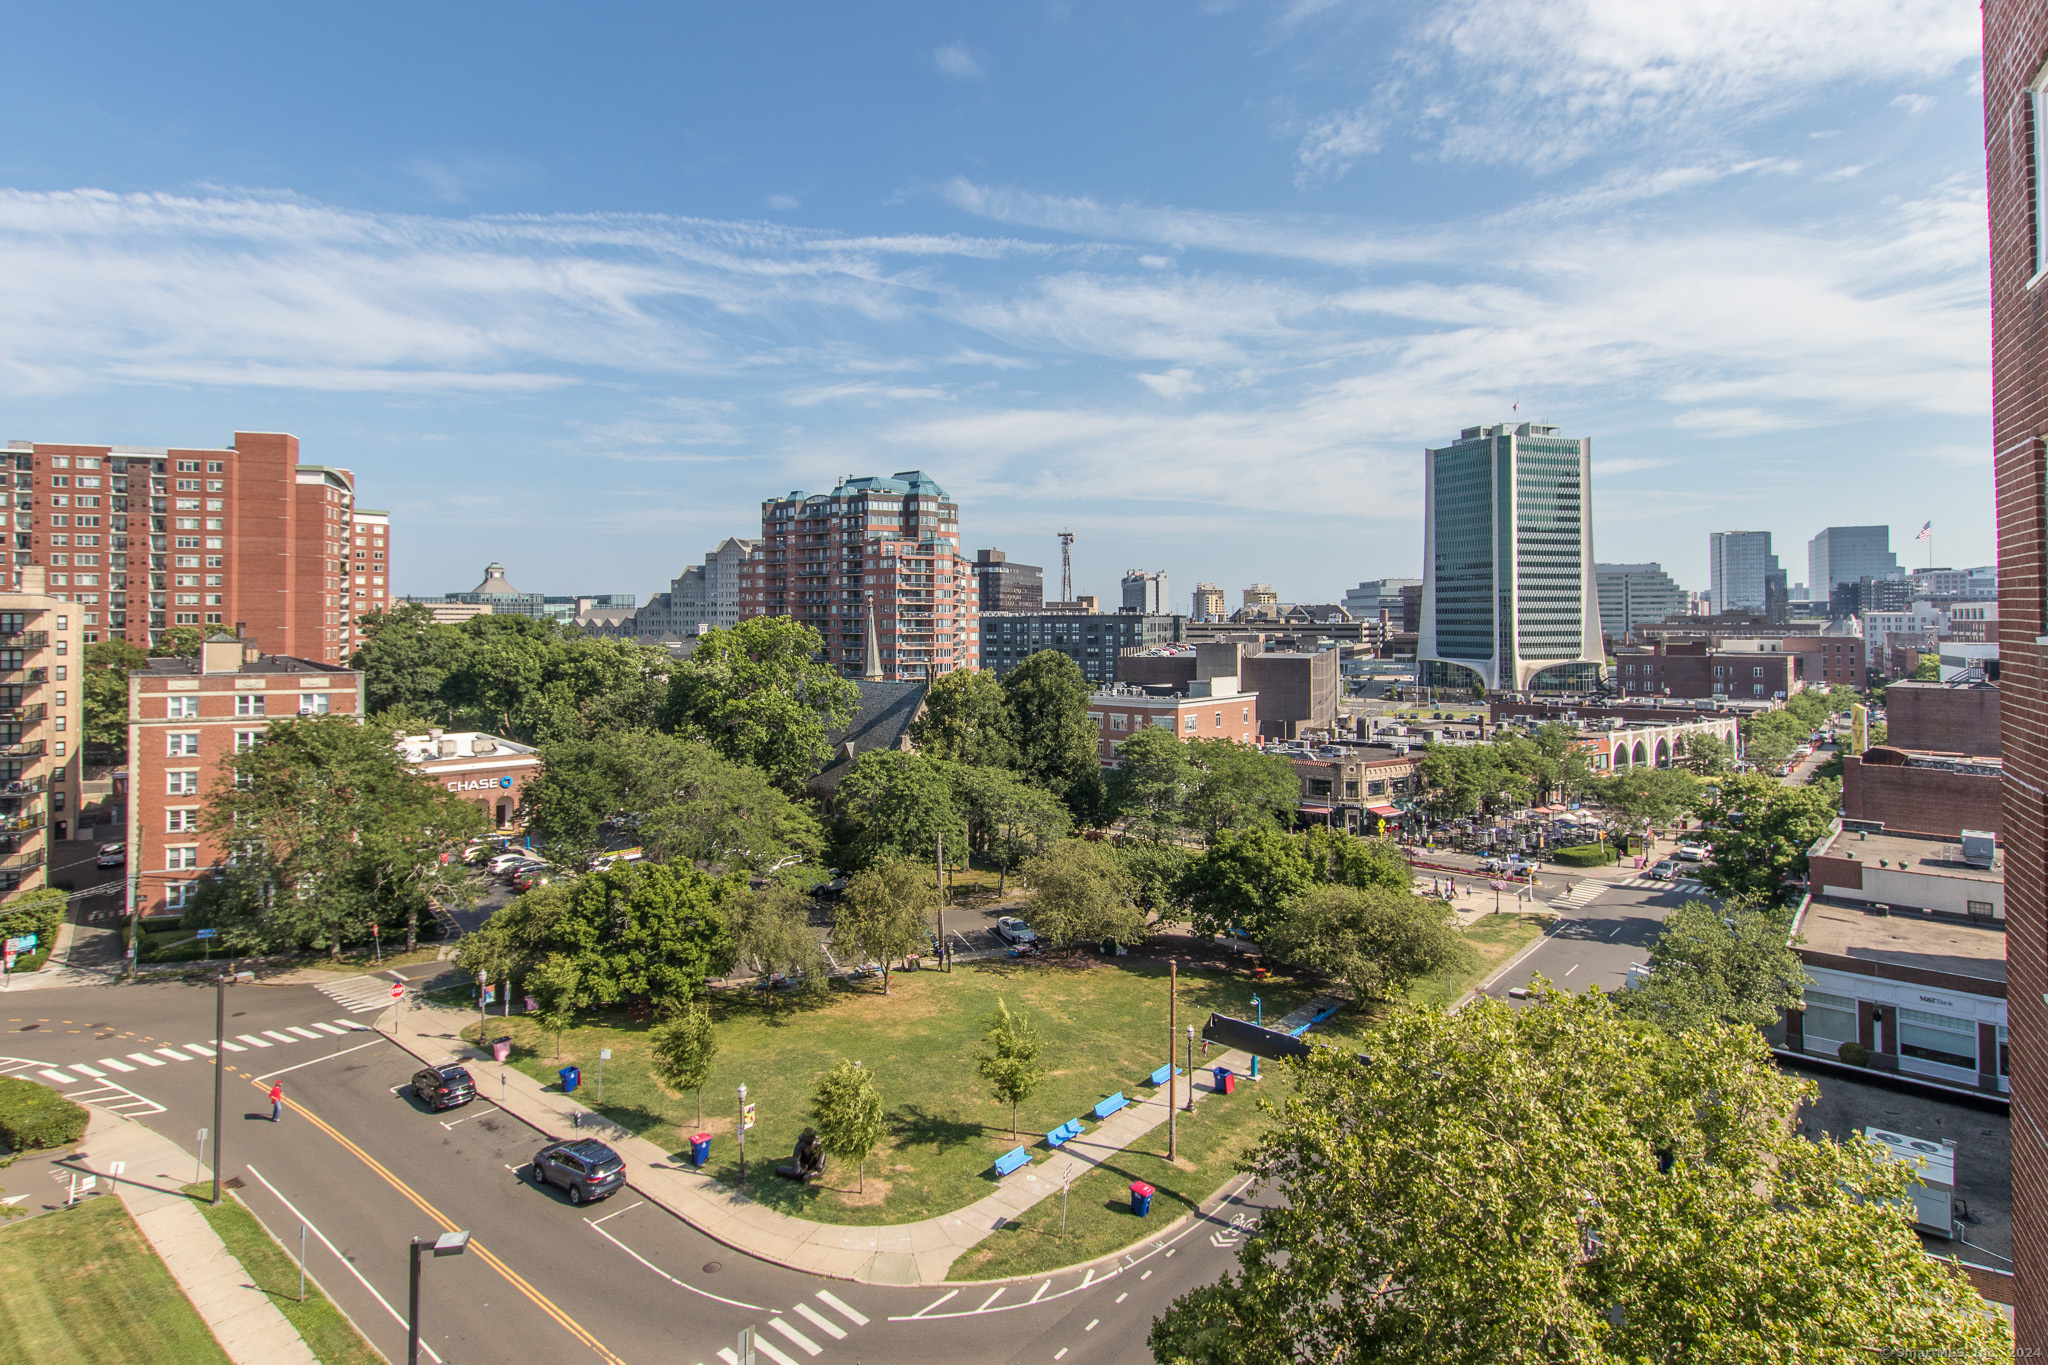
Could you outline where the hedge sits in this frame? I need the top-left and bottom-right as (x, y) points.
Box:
(1550, 843), (1617, 868)
(0, 1074), (88, 1151)
(0, 888), (68, 971)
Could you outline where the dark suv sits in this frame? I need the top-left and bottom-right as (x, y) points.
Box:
(411, 1065), (476, 1112)
(530, 1139), (625, 1205)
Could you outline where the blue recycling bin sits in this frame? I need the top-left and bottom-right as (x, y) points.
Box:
(1214, 1066), (1235, 1096)
(559, 1065), (581, 1094)
(690, 1132), (713, 1168)
(1130, 1181), (1155, 1217)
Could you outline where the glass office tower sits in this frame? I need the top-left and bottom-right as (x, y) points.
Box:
(1419, 421), (1603, 693)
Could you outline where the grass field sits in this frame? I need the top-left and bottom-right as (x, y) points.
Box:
(181, 1185), (383, 1365)
(0, 1195), (229, 1364)
(466, 956), (1341, 1227)
(1405, 913), (1547, 1009)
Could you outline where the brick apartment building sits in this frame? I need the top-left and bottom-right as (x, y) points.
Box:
(349, 508), (392, 650)
(1984, 0), (2048, 1339)
(0, 568), (82, 903)
(1781, 632), (1867, 688)
(1088, 681), (1260, 766)
(1287, 747), (1419, 835)
(4, 432), (370, 665)
(1120, 641), (1338, 739)
(125, 637), (365, 921)
(1608, 640), (1801, 699)
(738, 473), (978, 681)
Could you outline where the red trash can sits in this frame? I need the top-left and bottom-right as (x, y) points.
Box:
(690, 1132), (713, 1167)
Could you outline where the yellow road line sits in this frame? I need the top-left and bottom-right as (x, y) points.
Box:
(244, 1076), (627, 1364)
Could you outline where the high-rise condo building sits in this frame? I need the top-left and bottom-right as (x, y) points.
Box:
(1984, 0), (2048, 1343)
(1593, 563), (1686, 638)
(1808, 525), (1902, 592)
(738, 472), (978, 680)
(4, 433), (361, 665)
(347, 509), (391, 650)
(0, 569), (82, 904)
(1418, 421), (1602, 693)
(1121, 570), (1169, 614)
(1708, 531), (1786, 620)
(1191, 583), (1226, 619)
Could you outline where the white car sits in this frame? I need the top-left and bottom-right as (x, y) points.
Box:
(994, 917), (1037, 946)
(1674, 844), (1706, 862)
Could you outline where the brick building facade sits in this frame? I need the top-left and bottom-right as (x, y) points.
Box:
(1984, 0), (2048, 1338)
(1609, 641), (1800, 699)
(1886, 680), (2001, 757)
(1780, 632), (1867, 688)
(1087, 681), (1260, 766)
(0, 568), (82, 903)
(1843, 751), (2004, 840)
(349, 508), (391, 650)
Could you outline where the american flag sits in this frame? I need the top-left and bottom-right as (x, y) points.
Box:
(1914, 520), (1931, 542)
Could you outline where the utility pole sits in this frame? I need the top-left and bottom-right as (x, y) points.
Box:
(1167, 960), (1177, 1161)
(212, 963), (229, 1205)
(935, 835), (948, 972)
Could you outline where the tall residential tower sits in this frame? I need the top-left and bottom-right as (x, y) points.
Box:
(1419, 421), (1602, 693)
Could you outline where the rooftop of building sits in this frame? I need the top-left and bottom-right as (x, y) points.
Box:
(1820, 827), (2002, 882)
(1795, 895), (2005, 984)
(1857, 746), (2001, 777)
(394, 730), (537, 763)
(143, 642), (349, 677)
(811, 680), (928, 793)
(1092, 680), (1255, 701)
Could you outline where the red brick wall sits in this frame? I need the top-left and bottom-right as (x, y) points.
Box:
(1807, 852), (1864, 895)
(1985, 0), (2048, 1342)
(1885, 681), (2001, 756)
(1843, 757), (2004, 838)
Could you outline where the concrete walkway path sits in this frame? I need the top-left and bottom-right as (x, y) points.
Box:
(66, 1105), (318, 1365)
(384, 991), (1338, 1285)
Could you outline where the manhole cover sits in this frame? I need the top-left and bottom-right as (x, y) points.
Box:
(703, 1261), (722, 1274)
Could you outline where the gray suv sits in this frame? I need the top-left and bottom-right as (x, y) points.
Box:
(530, 1139), (625, 1206)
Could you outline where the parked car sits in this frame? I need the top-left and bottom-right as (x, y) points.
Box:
(487, 852), (536, 876)
(994, 916), (1037, 945)
(497, 857), (549, 881)
(1674, 844), (1706, 862)
(95, 842), (125, 868)
(530, 1139), (625, 1205)
(1649, 860), (1679, 881)
(512, 867), (552, 893)
(411, 1064), (476, 1112)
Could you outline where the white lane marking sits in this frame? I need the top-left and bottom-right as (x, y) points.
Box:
(1564, 964), (1578, 977)
(589, 1200), (643, 1227)
(791, 1303), (845, 1340)
(1086, 1319), (1099, 1331)
(1055, 1351), (1068, 1361)
(718, 1351), (739, 1365)
(752, 1338), (800, 1365)
(184, 1044), (216, 1057)
(243, 1164), (445, 1365)
(583, 1218), (766, 1311)
(336, 1020), (370, 1031)
(815, 1290), (868, 1326)
(69, 1063), (105, 1078)
(154, 1048), (193, 1061)
(261, 1031), (297, 1044)
(1080, 1269), (1095, 1287)
(236, 1034), (272, 1048)
(977, 1289), (1004, 1311)
(1115, 1293), (1128, 1304)
(766, 1317), (822, 1355)
(127, 1053), (165, 1067)
(285, 1026), (323, 1040)
(217, 1040), (246, 1052)
(1030, 1281), (1050, 1303)
(251, 1038), (381, 1081)
(908, 1290), (959, 1319)
(1140, 1270), (1152, 1280)
(38, 1069), (74, 1084)
(1608, 926), (1624, 938)
(311, 1022), (348, 1035)
(97, 1057), (135, 1071)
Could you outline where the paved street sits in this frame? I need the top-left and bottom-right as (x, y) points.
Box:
(4, 971), (1249, 1365)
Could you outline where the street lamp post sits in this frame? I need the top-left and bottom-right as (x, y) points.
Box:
(1185, 1026), (1195, 1111)
(407, 1229), (470, 1365)
(211, 962), (236, 1206)
(1250, 995), (1262, 1081)
(737, 1083), (749, 1182)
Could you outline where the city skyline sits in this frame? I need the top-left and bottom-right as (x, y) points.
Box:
(0, 3), (1994, 602)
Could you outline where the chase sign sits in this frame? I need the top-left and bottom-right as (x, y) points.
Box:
(448, 775), (517, 793)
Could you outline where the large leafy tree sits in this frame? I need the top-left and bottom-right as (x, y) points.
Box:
(810, 1060), (886, 1192)
(1740, 708), (1809, 772)
(1680, 732), (1737, 776)
(909, 668), (1017, 768)
(950, 765), (1071, 891)
(1019, 838), (1150, 949)
(1001, 650), (1103, 817)
(149, 625), (204, 658)
(1587, 767), (1700, 851)
(1104, 725), (1196, 841)
(1416, 744), (1529, 823)
(1264, 885), (1473, 1008)
(1615, 899), (1810, 1034)
(82, 638), (148, 758)
(1696, 772), (1838, 904)
(1182, 826), (1314, 942)
(664, 616), (859, 791)
(351, 603), (460, 720)
(1182, 738), (1299, 837)
(193, 715), (483, 957)
(730, 883), (829, 1007)
(1300, 827), (1409, 893)
(1494, 722), (1595, 805)
(832, 750), (967, 870)
(1150, 989), (2005, 1364)
(832, 856), (936, 995)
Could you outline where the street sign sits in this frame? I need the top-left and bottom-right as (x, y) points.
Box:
(599, 1049), (611, 1061)
(389, 982), (404, 1000)
(4, 934), (35, 952)
(195, 929), (218, 940)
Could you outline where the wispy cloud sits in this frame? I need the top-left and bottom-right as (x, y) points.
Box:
(933, 42), (985, 82)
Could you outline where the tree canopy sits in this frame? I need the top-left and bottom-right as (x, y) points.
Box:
(1613, 899), (1810, 1034)
(1150, 989), (2004, 1363)
(1001, 650), (1103, 817)
(664, 616), (859, 791)
(83, 638), (148, 758)
(832, 856), (936, 994)
(1019, 838), (1151, 948)
(1181, 826), (1315, 943)
(1586, 767), (1700, 845)
(1415, 743), (1528, 823)
(832, 750), (968, 870)
(909, 667), (1017, 768)
(1696, 772), (1838, 905)
(1264, 885), (1473, 1007)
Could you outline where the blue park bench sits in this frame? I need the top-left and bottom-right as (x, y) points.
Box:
(1092, 1092), (1128, 1120)
(1045, 1119), (1084, 1148)
(1147, 1064), (1184, 1088)
(992, 1146), (1032, 1178)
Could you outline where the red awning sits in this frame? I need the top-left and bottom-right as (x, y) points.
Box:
(1366, 804), (1401, 817)
(1298, 805), (1335, 814)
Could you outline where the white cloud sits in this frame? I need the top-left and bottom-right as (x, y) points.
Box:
(1892, 93), (1937, 114)
(1137, 368), (1206, 398)
(1293, 107), (1381, 184)
(933, 43), (985, 82)
(765, 193), (800, 210)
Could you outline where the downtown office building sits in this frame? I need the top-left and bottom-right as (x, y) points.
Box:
(1418, 421), (1603, 694)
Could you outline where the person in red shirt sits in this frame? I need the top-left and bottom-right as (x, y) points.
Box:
(269, 1082), (284, 1122)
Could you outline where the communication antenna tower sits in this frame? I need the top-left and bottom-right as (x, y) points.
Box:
(1058, 530), (1075, 603)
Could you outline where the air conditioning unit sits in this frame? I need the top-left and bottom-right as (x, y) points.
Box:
(1863, 1128), (1957, 1239)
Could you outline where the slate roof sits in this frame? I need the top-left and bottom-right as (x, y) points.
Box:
(809, 680), (928, 794)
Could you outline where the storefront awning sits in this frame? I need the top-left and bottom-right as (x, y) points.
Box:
(1298, 804), (1335, 814)
(1366, 804), (1401, 817)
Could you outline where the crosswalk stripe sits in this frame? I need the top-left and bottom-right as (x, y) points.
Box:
(38, 1068), (75, 1084)
(335, 1020), (369, 1031)
(311, 1022), (347, 1035)
(791, 1303), (846, 1340)
(217, 1040), (246, 1052)
(154, 1048), (193, 1061)
(815, 1290), (868, 1326)
(97, 1057), (135, 1072)
(753, 1337), (801, 1365)
(127, 1053), (165, 1067)
(286, 1027), (322, 1040)
(184, 1044), (216, 1058)
(237, 1034), (272, 1048)
(69, 1063), (105, 1078)
(766, 1318), (822, 1355)
(262, 1031), (297, 1044)
(718, 1350), (739, 1365)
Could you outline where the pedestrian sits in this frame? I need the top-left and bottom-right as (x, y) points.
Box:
(269, 1081), (284, 1122)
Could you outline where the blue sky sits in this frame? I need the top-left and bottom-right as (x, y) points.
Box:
(0, 1), (1992, 606)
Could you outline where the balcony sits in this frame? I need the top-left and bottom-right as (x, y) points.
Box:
(0, 631), (46, 648)
(0, 704), (45, 724)
(0, 848), (46, 872)
(0, 827), (42, 855)
(0, 811), (44, 835)
(0, 740), (46, 759)
(0, 666), (45, 685)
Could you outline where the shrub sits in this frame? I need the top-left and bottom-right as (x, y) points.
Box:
(0, 1075), (88, 1152)
(1837, 1041), (1872, 1068)
(1551, 844), (1617, 868)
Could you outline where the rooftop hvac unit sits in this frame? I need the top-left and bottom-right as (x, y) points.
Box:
(1863, 1128), (1957, 1239)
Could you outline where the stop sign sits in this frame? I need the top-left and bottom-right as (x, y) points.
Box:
(389, 982), (404, 1000)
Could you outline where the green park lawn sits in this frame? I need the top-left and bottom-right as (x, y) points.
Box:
(0, 1195), (230, 1365)
(466, 955), (1353, 1228)
(1405, 912), (1548, 1009)
(181, 1186), (384, 1365)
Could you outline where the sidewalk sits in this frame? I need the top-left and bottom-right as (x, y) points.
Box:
(384, 992), (1339, 1285)
(67, 1105), (318, 1365)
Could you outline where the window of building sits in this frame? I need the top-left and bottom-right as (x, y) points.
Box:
(1800, 990), (1859, 1046)
(234, 694), (265, 717)
(166, 845), (200, 870)
(299, 693), (329, 715)
(1110, 713), (1127, 731)
(166, 808), (199, 833)
(1183, 715), (1198, 732)
(166, 731), (200, 756)
(1152, 717), (1172, 729)
(234, 729), (264, 752)
(1897, 1007), (1977, 1072)
(164, 881), (195, 909)
(1213, 712), (1223, 728)
(2033, 62), (2048, 279)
